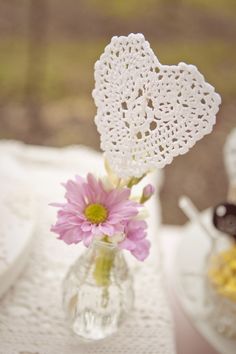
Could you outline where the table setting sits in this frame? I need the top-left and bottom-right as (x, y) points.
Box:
(1, 33), (235, 354)
(0, 140), (173, 354)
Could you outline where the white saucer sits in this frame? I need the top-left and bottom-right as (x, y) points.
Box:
(0, 178), (35, 298)
(175, 210), (236, 354)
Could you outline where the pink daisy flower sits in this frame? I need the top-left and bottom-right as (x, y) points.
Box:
(119, 219), (150, 261)
(51, 173), (140, 247)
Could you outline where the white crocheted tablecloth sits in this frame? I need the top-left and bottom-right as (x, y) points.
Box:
(0, 140), (176, 354)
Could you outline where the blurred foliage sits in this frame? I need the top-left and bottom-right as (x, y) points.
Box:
(0, 38), (235, 104)
(88, 0), (156, 18)
(87, 0), (236, 18)
(187, 0), (236, 16)
(0, 39), (28, 100)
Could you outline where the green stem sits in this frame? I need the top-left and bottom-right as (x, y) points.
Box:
(93, 246), (115, 287)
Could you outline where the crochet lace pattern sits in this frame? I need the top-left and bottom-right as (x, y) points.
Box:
(93, 33), (221, 178)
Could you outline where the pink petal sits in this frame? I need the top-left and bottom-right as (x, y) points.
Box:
(81, 222), (92, 232)
(98, 224), (114, 236)
(58, 227), (83, 245)
(64, 180), (86, 207)
(131, 239), (151, 261)
(83, 233), (94, 247)
(119, 237), (136, 251)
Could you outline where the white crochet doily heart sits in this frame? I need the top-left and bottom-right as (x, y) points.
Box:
(93, 33), (221, 178)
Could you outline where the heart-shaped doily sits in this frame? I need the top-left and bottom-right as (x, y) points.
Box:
(93, 33), (221, 178)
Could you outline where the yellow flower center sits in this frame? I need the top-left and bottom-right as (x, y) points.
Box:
(84, 203), (108, 224)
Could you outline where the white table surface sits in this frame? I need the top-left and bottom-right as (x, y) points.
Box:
(0, 140), (175, 354)
(1, 140), (232, 354)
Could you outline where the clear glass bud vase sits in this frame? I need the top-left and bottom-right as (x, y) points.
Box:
(63, 238), (134, 341)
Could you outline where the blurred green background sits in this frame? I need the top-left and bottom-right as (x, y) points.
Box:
(0, 0), (235, 223)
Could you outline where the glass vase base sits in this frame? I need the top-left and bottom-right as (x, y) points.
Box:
(71, 311), (121, 341)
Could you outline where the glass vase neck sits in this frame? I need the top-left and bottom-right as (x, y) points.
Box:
(91, 238), (120, 252)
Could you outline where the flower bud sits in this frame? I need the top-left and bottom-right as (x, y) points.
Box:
(141, 184), (155, 203)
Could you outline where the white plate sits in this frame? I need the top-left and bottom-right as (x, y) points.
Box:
(0, 178), (35, 298)
(174, 210), (236, 354)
